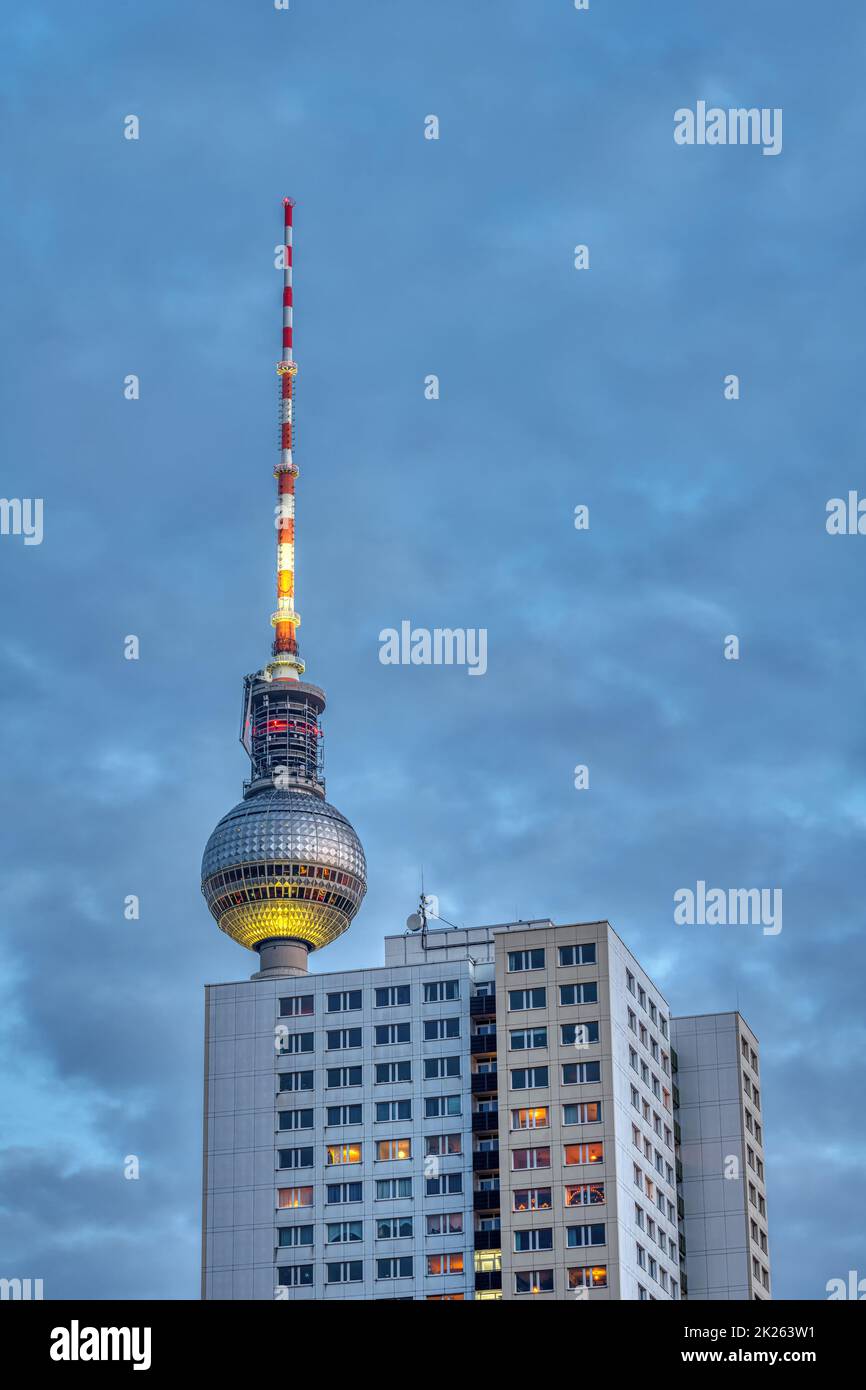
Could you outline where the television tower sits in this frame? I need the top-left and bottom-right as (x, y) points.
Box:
(201, 200), (367, 978)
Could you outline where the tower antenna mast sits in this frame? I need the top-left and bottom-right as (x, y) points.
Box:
(270, 197), (303, 681)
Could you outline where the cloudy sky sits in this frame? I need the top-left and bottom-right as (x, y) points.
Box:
(2, 0), (864, 1300)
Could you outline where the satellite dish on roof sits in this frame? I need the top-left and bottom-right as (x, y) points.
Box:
(406, 913), (423, 933)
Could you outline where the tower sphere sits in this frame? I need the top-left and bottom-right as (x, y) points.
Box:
(201, 786), (367, 953)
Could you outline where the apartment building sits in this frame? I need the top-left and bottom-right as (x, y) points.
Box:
(202, 918), (770, 1300)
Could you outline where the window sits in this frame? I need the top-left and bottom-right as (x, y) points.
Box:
(376, 1137), (411, 1161)
(426, 1212), (463, 1236)
(426, 1173), (463, 1196)
(507, 948), (545, 972)
(514, 1228), (553, 1252)
(278, 1147), (314, 1170)
(326, 1066), (362, 1088)
(278, 1031), (313, 1055)
(326, 1143), (362, 1166)
(278, 1186), (313, 1209)
(558, 943), (596, 966)
(279, 1109), (314, 1131)
(562, 1061), (601, 1086)
(377, 1256), (413, 1279)
(568, 1265), (607, 1289)
(326, 989), (362, 1013)
(376, 1217), (413, 1239)
(566, 1223), (606, 1250)
(425, 1133), (461, 1157)
(326, 1220), (363, 1244)
(508, 987), (546, 1011)
(563, 1101), (601, 1125)
(424, 1056), (460, 1080)
(559, 982), (598, 1006)
(512, 1106), (549, 1130)
(326, 1182), (363, 1204)
(564, 1142), (604, 1165)
(375, 984), (410, 1008)
(509, 1026), (548, 1051)
(564, 1182), (605, 1207)
(424, 1017), (459, 1040)
(512, 1146), (551, 1170)
(375, 1061), (412, 1084)
(326, 1028), (362, 1051)
(424, 980), (459, 1002)
(278, 1225), (313, 1247)
(376, 1099), (412, 1123)
(326, 1261), (363, 1284)
(626, 970), (635, 994)
(427, 1253), (464, 1275)
(326, 1105), (362, 1126)
(277, 1264), (313, 1287)
(278, 1070), (314, 1093)
(425, 1095), (461, 1118)
(512, 1187), (552, 1212)
(375, 1022), (410, 1045)
(560, 1021), (600, 1046)
(376, 1178), (412, 1199)
(514, 1269), (553, 1294)
(279, 994), (314, 1017)
(510, 1066), (549, 1089)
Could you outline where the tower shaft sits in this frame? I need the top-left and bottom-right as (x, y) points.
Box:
(270, 197), (302, 680)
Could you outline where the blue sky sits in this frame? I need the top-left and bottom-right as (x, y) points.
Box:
(1, 0), (865, 1300)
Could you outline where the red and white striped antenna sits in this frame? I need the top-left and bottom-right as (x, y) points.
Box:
(269, 197), (303, 680)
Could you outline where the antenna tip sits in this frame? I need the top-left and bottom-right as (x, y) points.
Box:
(283, 196), (295, 207)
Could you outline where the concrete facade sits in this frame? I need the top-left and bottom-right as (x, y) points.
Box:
(671, 1012), (771, 1299)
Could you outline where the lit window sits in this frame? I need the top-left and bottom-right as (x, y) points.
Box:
(568, 1265), (607, 1289)
(512, 1187), (552, 1212)
(376, 1138), (411, 1161)
(277, 1186), (313, 1209)
(511, 1106), (549, 1130)
(427, 1253), (464, 1276)
(326, 1143), (362, 1166)
(564, 1142), (604, 1165)
(564, 1182), (605, 1207)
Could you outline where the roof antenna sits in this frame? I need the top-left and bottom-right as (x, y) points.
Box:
(406, 870), (429, 946)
